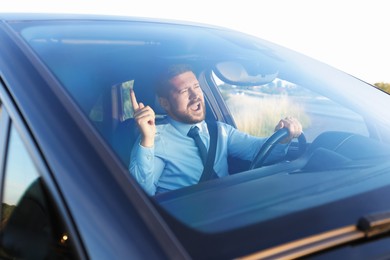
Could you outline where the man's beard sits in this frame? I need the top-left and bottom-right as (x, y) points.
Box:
(170, 100), (206, 124)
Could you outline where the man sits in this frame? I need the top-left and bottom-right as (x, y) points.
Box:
(129, 64), (302, 195)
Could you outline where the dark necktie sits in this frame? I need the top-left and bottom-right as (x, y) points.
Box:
(187, 126), (208, 165)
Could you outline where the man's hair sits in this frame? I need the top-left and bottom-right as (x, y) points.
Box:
(155, 64), (194, 98)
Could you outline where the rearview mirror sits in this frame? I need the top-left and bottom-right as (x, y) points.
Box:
(213, 61), (278, 86)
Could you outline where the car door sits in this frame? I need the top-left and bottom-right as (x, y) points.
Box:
(0, 84), (82, 259)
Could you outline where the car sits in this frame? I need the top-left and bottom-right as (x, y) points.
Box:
(1, 13), (390, 259)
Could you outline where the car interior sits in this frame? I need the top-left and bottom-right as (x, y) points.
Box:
(82, 60), (390, 191)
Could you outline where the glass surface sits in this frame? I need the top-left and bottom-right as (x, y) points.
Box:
(2, 126), (38, 207)
(10, 20), (390, 233)
(215, 73), (368, 141)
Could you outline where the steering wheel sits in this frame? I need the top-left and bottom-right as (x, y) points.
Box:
(249, 128), (306, 170)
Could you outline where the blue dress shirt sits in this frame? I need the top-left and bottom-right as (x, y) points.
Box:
(129, 117), (287, 195)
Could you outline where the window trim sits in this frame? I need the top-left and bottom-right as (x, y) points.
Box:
(0, 100), (10, 211)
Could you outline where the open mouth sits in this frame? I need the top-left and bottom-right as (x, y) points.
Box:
(189, 102), (201, 111)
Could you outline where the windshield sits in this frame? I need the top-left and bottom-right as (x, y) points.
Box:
(11, 19), (390, 237)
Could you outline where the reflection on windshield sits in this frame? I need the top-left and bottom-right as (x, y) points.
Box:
(216, 74), (368, 141)
(14, 20), (390, 237)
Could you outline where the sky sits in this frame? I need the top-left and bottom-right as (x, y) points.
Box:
(1, 0), (389, 84)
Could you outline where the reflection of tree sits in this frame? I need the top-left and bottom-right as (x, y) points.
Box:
(374, 82), (390, 94)
(1, 203), (16, 230)
(0, 180), (76, 259)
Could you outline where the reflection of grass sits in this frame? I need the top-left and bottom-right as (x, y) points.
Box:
(226, 94), (310, 137)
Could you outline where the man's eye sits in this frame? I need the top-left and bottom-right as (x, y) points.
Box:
(179, 89), (188, 94)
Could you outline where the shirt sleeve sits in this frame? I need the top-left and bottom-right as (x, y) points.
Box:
(224, 124), (289, 163)
(129, 139), (165, 195)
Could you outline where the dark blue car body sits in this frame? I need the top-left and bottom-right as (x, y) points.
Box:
(1, 13), (390, 259)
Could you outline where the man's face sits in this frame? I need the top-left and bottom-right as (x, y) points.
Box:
(159, 71), (206, 124)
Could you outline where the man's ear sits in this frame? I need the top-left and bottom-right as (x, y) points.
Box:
(158, 97), (170, 112)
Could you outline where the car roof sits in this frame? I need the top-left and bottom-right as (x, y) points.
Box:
(0, 12), (230, 32)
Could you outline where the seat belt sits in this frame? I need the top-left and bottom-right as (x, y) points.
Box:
(199, 120), (218, 182)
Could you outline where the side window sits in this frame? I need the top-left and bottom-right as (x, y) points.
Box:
(0, 125), (76, 259)
(215, 74), (368, 142)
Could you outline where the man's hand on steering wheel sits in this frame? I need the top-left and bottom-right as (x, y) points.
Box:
(249, 116), (305, 170)
(274, 116), (302, 144)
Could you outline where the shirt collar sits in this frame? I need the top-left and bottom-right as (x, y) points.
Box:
(167, 117), (206, 136)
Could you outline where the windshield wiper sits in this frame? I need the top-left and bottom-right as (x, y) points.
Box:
(239, 211), (390, 260)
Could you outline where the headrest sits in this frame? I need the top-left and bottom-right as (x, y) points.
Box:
(153, 96), (167, 116)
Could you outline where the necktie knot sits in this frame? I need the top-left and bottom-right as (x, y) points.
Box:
(187, 126), (201, 138)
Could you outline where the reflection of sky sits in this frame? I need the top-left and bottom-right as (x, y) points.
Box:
(3, 127), (39, 206)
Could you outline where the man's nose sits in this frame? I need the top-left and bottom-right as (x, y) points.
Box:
(189, 88), (199, 99)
